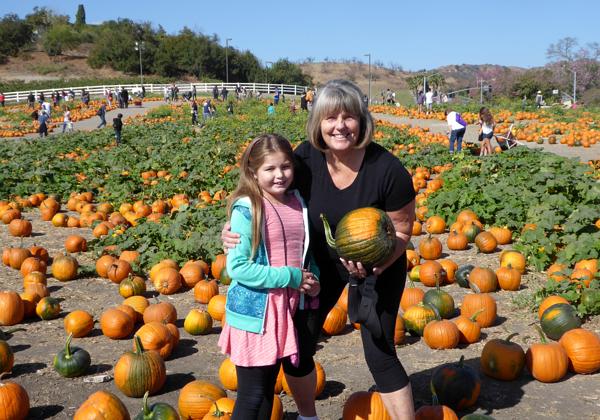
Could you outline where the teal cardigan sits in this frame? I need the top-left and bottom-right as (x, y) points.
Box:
(225, 190), (319, 334)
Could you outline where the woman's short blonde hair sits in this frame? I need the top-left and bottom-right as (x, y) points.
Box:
(306, 79), (374, 151)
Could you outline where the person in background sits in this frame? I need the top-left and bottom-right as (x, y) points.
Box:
(38, 92), (45, 105)
(478, 107), (495, 156)
(445, 108), (468, 153)
(213, 85), (219, 100)
(290, 99), (297, 115)
(300, 91), (308, 111)
(62, 106), (73, 133)
(122, 88), (129, 109)
(535, 91), (543, 109)
(267, 102), (275, 115)
(274, 87), (280, 105)
(191, 100), (198, 125)
(425, 88), (434, 114)
(41, 100), (52, 118)
(227, 101), (234, 115)
(202, 98), (212, 121)
(0, 92), (4, 107)
(38, 111), (49, 138)
(221, 86), (229, 102)
(113, 113), (123, 145)
(416, 90), (425, 113)
(97, 102), (107, 128)
(521, 94), (527, 111)
(27, 92), (35, 109)
(191, 85), (196, 100)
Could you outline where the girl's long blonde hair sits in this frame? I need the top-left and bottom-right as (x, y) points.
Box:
(227, 133), (295, 257)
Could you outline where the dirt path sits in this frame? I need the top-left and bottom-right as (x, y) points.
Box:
(2, 208), (599, 419)
(17, 100), (169, 140)
(372, 113), (600, 162)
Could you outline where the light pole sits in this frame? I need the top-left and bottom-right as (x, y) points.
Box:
(364, 53), (371, 104)
(225, 38), (232, 84)
(266, 61), (273, 86)
(573, 70), (577, 103)
(134, 41), (144, 86)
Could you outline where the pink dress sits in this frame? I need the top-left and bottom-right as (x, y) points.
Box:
(218, 195), (304, 367)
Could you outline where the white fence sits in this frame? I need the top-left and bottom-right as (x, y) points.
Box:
(2, 82), (309, 104)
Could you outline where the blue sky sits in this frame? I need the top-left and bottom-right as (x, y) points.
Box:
(2, 0), (598, 70)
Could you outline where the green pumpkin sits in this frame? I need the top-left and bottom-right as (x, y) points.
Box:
(423, 279), (455, 319)
(53, 333), (91, 377)
(402, 303), (437, 336)
(463, 224), (482, 243)
(540, 303), (581, 340)
(134, 391), (180, 420)
(219, 266), (232, 286)
(321, 207), (396, 269)
(455, 265), (475, 288)
(431, 355), (481, 410)
(36, 297), (61, 320)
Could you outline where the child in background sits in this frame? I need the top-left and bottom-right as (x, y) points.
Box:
(478, 107), (495, 156)
(218, 134), (320, 419)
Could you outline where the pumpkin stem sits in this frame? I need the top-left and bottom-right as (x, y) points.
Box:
(469, 282), (482, 294)
(457, 355), (465, 367)
(429, 381), (439, 406)
(133, 335), (146, 355)
(468, 308), (485, 322)
(142, 391), (151, 415)
(320, 214), (337, 250)
(64, 333), (73, 358)
(505, 332), (519, 343)
(533, 324), (548, 344)
(214, 401), (223, 416)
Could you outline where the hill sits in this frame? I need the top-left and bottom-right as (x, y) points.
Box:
(298, 62), (527, 97)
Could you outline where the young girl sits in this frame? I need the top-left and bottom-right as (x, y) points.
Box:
(218, 133), (320, 419)
(478, 107), (495, 156)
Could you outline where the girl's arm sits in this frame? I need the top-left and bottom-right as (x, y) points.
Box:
(226, 206), (302, 290)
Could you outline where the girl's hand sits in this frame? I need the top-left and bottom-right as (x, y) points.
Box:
(340, 258), (368, 278)
(221, 221), (240, 252)
(299, 271), (320, 296)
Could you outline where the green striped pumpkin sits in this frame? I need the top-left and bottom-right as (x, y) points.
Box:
(540, 303), (581, 340)
(114, 335), (166, 398)
(321, 208), (396, 269)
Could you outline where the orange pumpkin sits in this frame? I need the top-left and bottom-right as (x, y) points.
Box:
(461, 293), (497, 328)
(446, 230), (468, 251)
(342, 391), (391, 419)
(73, 391), (130, 420)
(559, 328), (600, 374)
(134, 321), (174, 359)
(51, 254), (79, 281)
(496, 265), (522, 291)
(207, 295), (226, 322)
(425, 215), (446, 234)
(194, 279), (219, 304)
(418, 235), (443, 260)
(107, 260), (133, 284)
(453, 310), (483, 344)
(96, 254), (116, 278)
(143, 301), (177, 324)
(400, 282), (425, 311)
(0, 381), (29, 420)
(64, 235), (88, 253)
(474, 231), (497, 253)
(211, 254), (227, 279)
(100, 308), (134, 339)
(218, 357), (237, 391)
(178, 380), (227, 420)
(152, 267), (182, 295)
(488, 226), (512, 245)
(468, 267), (497, 293)
(322, 305), (347, 336)
(0, 291), (24, 326)
(419, 260), (446, 287)
(19, 257), (47, 277)
(500, 250), (526, 274)
(423, 320), (460, 349)
(64, 310), (94, 338)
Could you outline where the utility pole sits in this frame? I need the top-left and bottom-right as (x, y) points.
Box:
(134, 41), (144, 86)
(573, 71), (577, 103)
(364, 53), (371, 104)
(225, 38), (232, 84)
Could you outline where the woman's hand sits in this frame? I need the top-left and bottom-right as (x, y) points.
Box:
(340, 258), (368, 278)
(221, 221), (240, 253)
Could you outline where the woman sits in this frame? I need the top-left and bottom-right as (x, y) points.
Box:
(224, 80), (416, 419)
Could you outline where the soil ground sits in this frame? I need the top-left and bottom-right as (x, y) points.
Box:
(1, 106), (599, 419)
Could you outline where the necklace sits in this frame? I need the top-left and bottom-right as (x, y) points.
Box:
(264, 197), (288, 264)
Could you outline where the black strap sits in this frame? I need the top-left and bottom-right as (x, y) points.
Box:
(347, 274), (382, 339)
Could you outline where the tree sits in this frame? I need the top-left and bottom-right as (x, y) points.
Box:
(268, 59), (312, 85)
(43, 24), (82, 56)
(547, 37), (578, 62)
(75, 4), (86, 27)
(0, 14), (33, 60)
